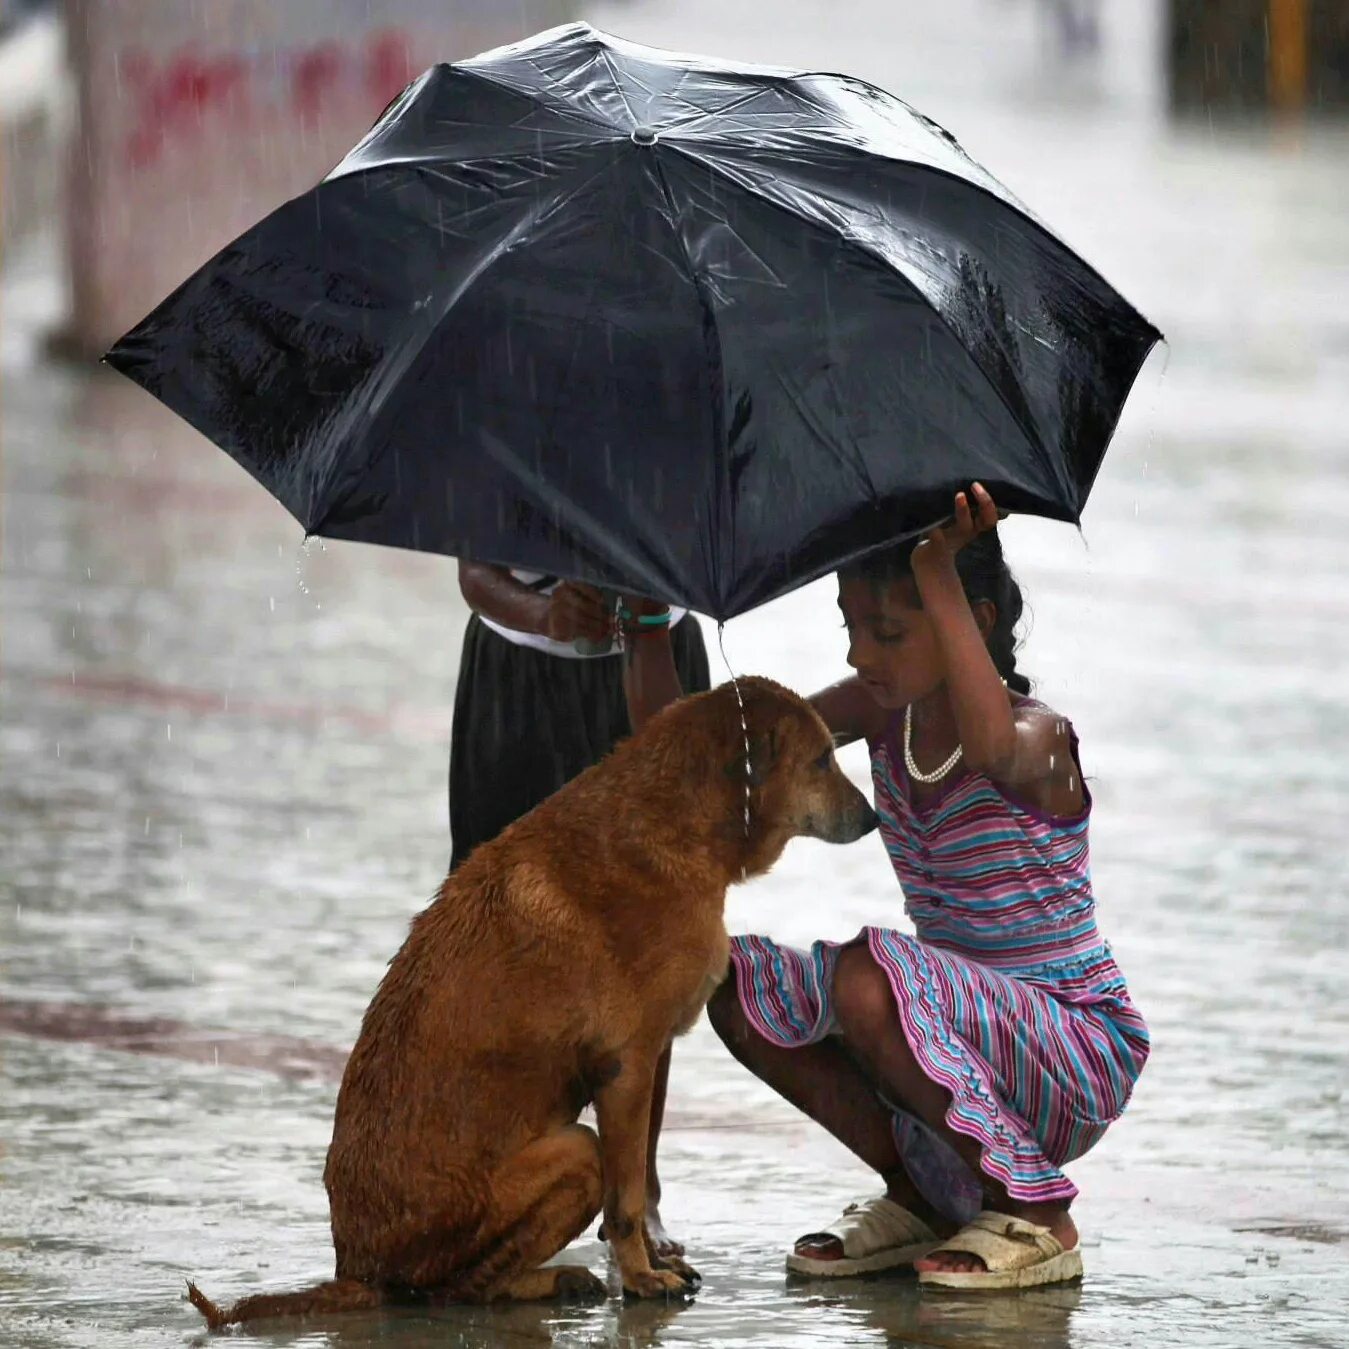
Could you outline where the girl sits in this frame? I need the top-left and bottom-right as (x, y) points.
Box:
(700, 483), (1151, 1290)
(706, 488), (1149, 1295)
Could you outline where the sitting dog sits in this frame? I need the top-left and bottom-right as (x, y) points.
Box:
(188, 677), (876, 1327)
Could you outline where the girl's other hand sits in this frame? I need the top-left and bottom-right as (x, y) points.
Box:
(913, 482), (1001, 576)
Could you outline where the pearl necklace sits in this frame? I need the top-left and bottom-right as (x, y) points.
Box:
(903, 702), (963, 785)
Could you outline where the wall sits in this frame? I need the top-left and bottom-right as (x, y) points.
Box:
(60, 0), (577, 357)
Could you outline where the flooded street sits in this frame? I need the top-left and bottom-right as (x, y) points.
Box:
(3, 1), (1349, 1345)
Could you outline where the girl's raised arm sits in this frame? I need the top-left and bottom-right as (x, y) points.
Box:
(914, 484), (1083, 817)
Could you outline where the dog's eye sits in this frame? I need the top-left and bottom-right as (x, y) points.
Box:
(814, 749), (834, 770)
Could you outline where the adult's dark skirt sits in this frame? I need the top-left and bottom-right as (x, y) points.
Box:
(448, 614), (712, 869)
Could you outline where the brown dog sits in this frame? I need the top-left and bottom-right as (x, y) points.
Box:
(187, 677), (876, 1327)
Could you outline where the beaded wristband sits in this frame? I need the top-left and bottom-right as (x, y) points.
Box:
(618, 606), (672, 629)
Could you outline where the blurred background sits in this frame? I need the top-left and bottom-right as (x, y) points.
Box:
(3, 3), (1348, 1347)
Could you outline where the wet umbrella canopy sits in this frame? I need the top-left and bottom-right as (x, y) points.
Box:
(105, 21), (1160, 620)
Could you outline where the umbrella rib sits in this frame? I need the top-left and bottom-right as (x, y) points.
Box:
(640, 152), (732, 616)
(702, 106), (1158, 353)
(308, 152), (625, 539)
(597, 45), (640, 129)
(769, 363), (880, 508)
(592, 32), (768, 129)
(327, 64), (621, 185)
(331, 135), (610, 187)
(619, 61), (737, 127)
(664, 141), (1059, 490)
(473, 427), (684, 604)
(449, 60), (622, 139)
(664, 82), (783, 136)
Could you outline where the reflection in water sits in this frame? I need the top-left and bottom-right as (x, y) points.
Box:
(235, 1259), (695, 1349)
(856, 1281), (1081, 1348)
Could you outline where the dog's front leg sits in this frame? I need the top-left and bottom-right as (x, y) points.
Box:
(593, 1046), (699, 1299)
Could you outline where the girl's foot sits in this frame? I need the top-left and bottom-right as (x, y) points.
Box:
(915, 1206), (1081, 1288)
(914, 1203), (1075, 1274)
(789, 1192), (952, 1277)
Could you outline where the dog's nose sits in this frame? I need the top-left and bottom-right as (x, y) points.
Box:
(856, 804), (879, 837)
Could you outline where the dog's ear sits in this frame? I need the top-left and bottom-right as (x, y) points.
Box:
(723, 721), (781, 786)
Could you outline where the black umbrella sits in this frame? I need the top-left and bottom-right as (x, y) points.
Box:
(105, 21), (1160, 621)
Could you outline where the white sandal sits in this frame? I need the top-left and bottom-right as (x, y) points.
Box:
(786, 1196), (940, 1278)
(917, 1210), (1083, 1291)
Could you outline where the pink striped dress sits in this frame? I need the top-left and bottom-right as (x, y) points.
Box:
(727, 701), (1150, 1222)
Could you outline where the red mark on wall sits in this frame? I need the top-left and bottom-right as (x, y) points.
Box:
(121, 29), (415, 168)
(364, 29), (417, 107)
(122, 51), (250, 169)
(292, 41), (344, 122)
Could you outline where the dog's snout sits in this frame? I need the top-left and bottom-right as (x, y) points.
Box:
(804, 778), (878, 845)
(833, 796), (877, 843)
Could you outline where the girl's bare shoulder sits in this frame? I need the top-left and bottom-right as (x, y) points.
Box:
(997, 695), (1087, 816)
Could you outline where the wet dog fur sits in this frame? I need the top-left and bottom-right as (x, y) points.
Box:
(187, 677), (876, 1326)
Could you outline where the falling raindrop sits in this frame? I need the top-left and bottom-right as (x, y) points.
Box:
(144, 817), (150, 834)
(296, 537), (323, 604)
(269, 596), (276, 612)
(167, 723), (172, 741)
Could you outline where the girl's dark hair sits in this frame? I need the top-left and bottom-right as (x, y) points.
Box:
(841, 529), (1031, 695)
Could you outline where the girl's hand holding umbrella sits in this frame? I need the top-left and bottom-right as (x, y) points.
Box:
(911, 481), (1002, 580)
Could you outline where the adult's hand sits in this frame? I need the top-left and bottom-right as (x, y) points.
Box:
(543, 582), (612, 644)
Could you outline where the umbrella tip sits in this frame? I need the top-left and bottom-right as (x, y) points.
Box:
(631, 125), (658, 146)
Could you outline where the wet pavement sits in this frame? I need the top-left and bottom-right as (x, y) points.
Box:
(3, 1), (1349, 1345)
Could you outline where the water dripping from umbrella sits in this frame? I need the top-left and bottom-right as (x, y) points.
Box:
(715, 625), (752, 875)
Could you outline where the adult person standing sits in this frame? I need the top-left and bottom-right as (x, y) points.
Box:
(448, 561), (711, 1255)
(450, 563), (710, 870)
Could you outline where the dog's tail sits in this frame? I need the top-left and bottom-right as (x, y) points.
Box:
(186, 1277), (382, 1329)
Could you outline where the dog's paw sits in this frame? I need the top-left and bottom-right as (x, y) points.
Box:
(554, 1268), (608, 1303)
(622, 1267), (698, 1301)
(652, 1252), (701, 1290)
